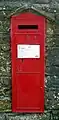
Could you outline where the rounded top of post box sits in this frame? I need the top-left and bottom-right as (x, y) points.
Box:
(11, 12), (45, 20)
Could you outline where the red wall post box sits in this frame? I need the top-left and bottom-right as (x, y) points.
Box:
(11, 12), (46, 113)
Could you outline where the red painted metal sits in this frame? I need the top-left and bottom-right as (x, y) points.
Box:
(11, 12), (46, 113)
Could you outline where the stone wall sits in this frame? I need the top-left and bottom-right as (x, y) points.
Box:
(0, 0), (59, 119)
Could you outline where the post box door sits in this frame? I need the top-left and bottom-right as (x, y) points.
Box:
(11, 12), (46, 113)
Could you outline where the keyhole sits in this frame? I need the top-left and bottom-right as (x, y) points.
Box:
(22, 59), (24, 62)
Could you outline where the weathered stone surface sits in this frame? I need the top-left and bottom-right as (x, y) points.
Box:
(45, 75), (59, 109)
(0, 0), (59, 119)
(0, 0), (52, 7)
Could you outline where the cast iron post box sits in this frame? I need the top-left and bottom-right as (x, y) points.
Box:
(11, 12), (46, 113)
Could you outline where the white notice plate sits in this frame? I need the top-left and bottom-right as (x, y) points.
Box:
(17, 45), (40, 58)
